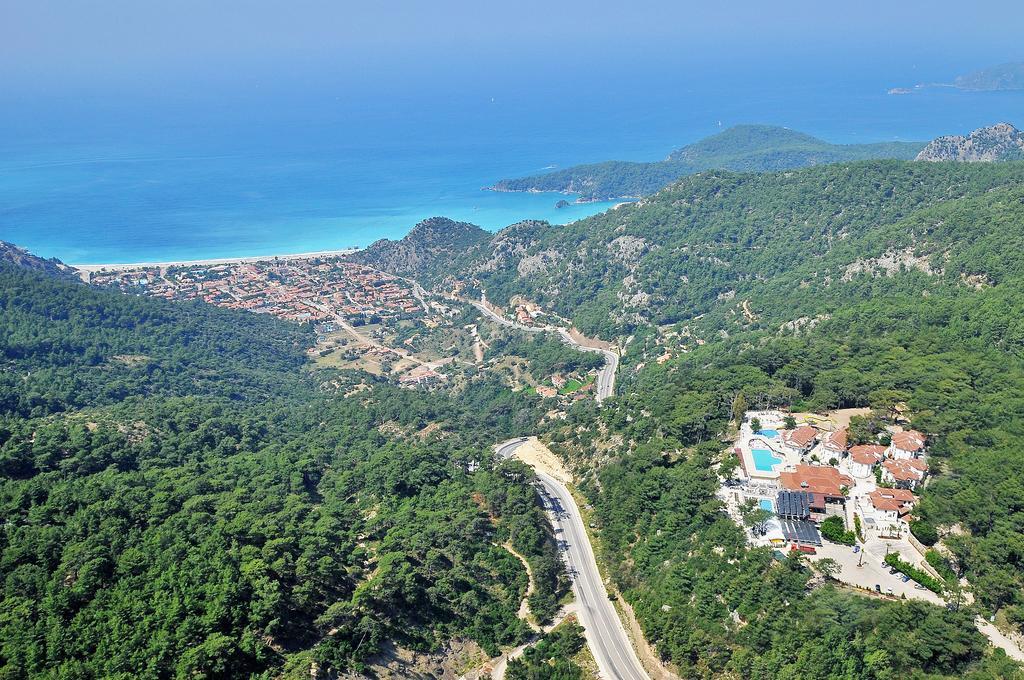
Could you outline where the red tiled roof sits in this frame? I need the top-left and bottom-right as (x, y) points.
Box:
(823, 427), (848, 451)
(882, 458), (927, 481)
(869, 488), (917, 512)
(891, 430), (926, 452)
(783, 426), (819, 447)
(779, 464), (852, 497)
(849, 444), (886, 465)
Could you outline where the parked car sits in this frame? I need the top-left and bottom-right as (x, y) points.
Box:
(874, 584), (881, 593)
(914, 584), (927, 590)
(853, 545), (860, 553)
(901, 575), (910, 583)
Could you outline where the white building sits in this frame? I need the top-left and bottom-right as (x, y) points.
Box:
(881, 457), (928, 490)
(888, 430), (926, 460)
(780, 425), (818, 456)
(867, 488), (917, 526)
(820, 427), (849, 459)
(848, 444), (885, 479)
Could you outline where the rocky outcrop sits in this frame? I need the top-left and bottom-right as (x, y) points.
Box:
(0, 241), (79, 281)
(350, 217), (490, 279)
(915, 123), (1024, 162)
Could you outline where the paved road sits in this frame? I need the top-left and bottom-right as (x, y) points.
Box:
(555, 328), (618, 401)
(474, 298), (618, 402)
(498, 438), (649, 680)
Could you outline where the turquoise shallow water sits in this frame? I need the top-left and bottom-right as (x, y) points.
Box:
(2, 61), (1023, 264)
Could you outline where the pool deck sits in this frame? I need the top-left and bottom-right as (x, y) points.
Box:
(736, 422), (802, 480)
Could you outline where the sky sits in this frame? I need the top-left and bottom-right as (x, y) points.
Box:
(4, 0), (1024, 94)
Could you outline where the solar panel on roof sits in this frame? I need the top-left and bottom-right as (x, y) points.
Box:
(776, 490), (812, 519)
(780, 519), (821, 545)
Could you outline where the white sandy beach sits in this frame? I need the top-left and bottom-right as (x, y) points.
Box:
(73, 248), (360, 273)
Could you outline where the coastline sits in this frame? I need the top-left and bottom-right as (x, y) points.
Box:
(73, 247), (360, 273)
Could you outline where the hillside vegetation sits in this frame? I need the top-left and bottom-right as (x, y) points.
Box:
(462, 161), (1024, 336)
(7, 154), (1024, 678)
(0, 263), (566, 678)
(488, 125), (924, 200)
(916, 122), (1024, 162)
(374, 158), (1024, 673)
(350, 216), (491, 279)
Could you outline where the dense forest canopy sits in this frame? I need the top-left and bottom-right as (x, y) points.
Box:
(6, 156), (1024, 679)
(507, 159), (1024, 676)
(0, 263), (566, 678)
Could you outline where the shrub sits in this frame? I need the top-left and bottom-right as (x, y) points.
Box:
(884, 553), (944, 594)
(925, 549), (957, 582)
(910, 520), (938, 546)
(820, 515), (856, 545)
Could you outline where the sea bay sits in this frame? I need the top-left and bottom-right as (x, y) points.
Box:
(2, 59), (1023, 264)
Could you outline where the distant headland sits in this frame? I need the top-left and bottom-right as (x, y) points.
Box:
(890, 61), (1024, 94)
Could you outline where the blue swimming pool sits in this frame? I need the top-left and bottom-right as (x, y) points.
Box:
(759, 499), (774, 512)
(752, 448), (782, 472)
(756, 429), (780, 438)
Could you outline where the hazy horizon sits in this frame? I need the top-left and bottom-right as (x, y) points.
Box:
(3, 1), (1024, 263)
(4, 1), (1023, 91)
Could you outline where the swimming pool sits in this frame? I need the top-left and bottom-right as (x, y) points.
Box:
(759, 499), (774, 512)
(756, 429), (780, 438)
(752, 448), (782, 472)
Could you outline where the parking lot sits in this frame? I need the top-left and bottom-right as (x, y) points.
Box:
(808, 541), (944, 605)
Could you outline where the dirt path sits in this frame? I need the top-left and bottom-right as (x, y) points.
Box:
(976, 618), (1024, 662)
(503, 542), (540, 632)
(741, 299), (757, 322)
(463, 605), (580, 680)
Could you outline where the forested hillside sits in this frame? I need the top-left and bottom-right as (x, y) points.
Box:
(0, 262), (313, 418)
(460, 161), (1024, 337)
(488, 125), (924, 200)
(350, 216), (492, 279)
(0, 262), (566, 678)
(8, 155), (1024, 678)
(495, 159), (1024, 676)
(339, 157), (1024, 676)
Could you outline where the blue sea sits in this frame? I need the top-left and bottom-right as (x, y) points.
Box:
(2, 58), (1023, 264)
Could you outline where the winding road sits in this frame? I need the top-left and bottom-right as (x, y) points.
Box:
(497, 438), (649, 680)
(472, 297), (618, 402)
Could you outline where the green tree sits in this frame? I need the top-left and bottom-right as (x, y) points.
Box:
(732, 390), (748, 426)
(816, 557), (841, 580)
